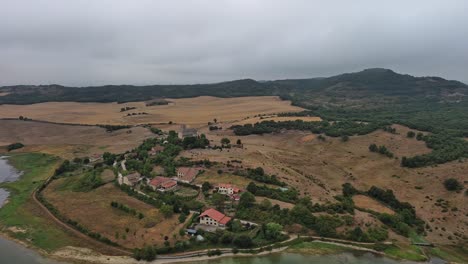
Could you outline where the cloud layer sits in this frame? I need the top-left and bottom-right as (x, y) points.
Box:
(1, 0), (467, 85)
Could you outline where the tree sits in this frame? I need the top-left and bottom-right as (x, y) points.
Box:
(133, 245), (157, 261)
(416, 132), (423, 140)
(407, 131), (415, 138)
(369, 144), (378, 152)
(178, 214), (187, 223)
(212, 193), (226, 211)
(202, 181), (212, 193)
(160, 204), (174, 218)
(236, 139), (242, 145)
(229, 219), (243, 232)
(102, 152), (116, 165)
(443, 178), (463, 191)
(341, 135), (349, 142)
(221, 138), (231, 146)
(259, 198), (272, 210)
(246, 182), (258, 194)
(238, 192), (255, 209)
(264, 222), (283, 240)
(233, 235), (253, 248)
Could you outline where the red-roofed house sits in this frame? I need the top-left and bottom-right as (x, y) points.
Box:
(217, 183), (242, 195)
(199, 208), (231, 228)
(176, 167), (201, 183)
(149, 176), (177, 192)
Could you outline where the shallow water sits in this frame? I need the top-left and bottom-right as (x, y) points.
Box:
(0, 156), (22, 207)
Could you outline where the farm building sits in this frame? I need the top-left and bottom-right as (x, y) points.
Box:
(199, 208), (231, 228)
(176, 167), (202, 183)
(118, 172), (141, 187)
(216, 183), (242, 195)
(178, 124), (198, 139)
(149, 176), (177, 191)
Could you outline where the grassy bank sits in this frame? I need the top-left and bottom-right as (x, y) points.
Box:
(0, 153), (80, 251)
(286, 241), (351, 255)
(383, 245), (426, 262)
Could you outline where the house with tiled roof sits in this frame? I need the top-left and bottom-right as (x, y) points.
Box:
(176, 167), (202, 183)
(199, 208), (231, 228)
(118, 172), (141, 187)
(216, 183), (242, 195)
(149, 176), (177, 192)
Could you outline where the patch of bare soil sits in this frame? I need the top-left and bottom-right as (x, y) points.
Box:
(353, 195), (395, 214)
(43, 182), (185, 248)
(0, 120), (153, 158)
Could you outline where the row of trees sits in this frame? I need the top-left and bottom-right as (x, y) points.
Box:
(231, 120), (382, 137)
(246, 182), (298, 203)
(110, 201), (144, 219)
(369, 144), (394, 158)
(233, 167), (286, 187)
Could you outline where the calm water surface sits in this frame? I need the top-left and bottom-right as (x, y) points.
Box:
(0, 156), (22, 207)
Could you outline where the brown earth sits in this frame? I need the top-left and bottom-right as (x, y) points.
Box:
(353, 195), (395, 214)
(0, 96), (303, 126)
(0, 120), (153, 158)
(43, 180), (187, 249)
(179, 124), (467, 246)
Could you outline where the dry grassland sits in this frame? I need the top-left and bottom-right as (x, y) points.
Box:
(43, 181), (186, 248)
(0, 92), (9, 96)
(193, 168), (277, 189)
(0, 96), (303, 126)
(180, 125), (467, 245)
(353, 195), (395, 214)
(0, 120), (153, 158)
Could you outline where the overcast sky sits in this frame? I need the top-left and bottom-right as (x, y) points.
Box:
(1, 0), (467, 86)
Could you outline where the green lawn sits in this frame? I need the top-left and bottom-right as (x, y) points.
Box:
(0, 153), (78, 251)
(287, 241), (349, 255)
(429, 246), (468, 263)
(383, 245), (427, 261)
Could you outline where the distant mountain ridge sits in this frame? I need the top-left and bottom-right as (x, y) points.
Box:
(0, 68), (466, 105)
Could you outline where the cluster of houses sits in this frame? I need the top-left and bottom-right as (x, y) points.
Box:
(118, 166), (202, 192)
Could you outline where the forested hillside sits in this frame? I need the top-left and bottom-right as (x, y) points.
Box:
(1, 68), (467, 136)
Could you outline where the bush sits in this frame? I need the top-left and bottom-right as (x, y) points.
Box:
(7, 142), (24, 151)
(443, 178), (463, 191)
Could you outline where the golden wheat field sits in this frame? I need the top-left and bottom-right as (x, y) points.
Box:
(0, 96), (304, 125)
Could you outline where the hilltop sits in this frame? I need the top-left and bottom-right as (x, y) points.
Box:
(1, 69), (467, 136)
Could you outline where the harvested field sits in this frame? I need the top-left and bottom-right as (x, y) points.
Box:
(0, 96), (303, 126)
(0, 120), (152, 158)
(353, 195), (395, 214)
(43, 180), (186, 248)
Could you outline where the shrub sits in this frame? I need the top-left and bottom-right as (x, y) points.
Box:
(443, 178), (463, 191)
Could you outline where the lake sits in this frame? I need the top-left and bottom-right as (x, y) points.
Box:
(0, 156), (445, 264)
(0, 156), (22, 208)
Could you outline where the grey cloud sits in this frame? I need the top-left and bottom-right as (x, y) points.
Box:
(0, 0), (467, 86)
